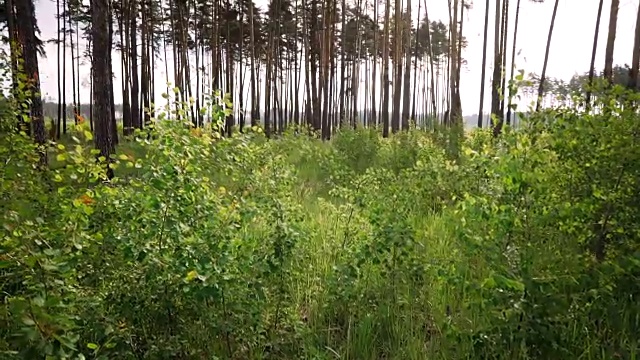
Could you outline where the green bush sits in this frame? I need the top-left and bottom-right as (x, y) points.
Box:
(1, 85), (639, 359)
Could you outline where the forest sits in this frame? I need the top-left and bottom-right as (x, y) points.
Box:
(1, 0), (640, 358)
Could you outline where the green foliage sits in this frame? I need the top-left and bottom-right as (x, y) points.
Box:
(1, 84), (639, 359)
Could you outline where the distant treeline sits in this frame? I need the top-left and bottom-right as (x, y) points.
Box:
(41, 101), (522, 129)
(42, 102), (123, 121)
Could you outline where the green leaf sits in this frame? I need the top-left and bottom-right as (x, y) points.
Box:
(87, 343), (99, 350)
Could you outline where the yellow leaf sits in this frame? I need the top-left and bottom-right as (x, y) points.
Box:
(185, 270), (198, 282)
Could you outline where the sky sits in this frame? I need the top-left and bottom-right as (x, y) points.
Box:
(32, 0), (639, 116)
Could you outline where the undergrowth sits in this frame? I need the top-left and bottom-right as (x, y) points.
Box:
(1, 86), (640, 359)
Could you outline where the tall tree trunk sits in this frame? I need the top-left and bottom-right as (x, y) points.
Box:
(264, 28), (273, 137)
(490, 0), (503, 133)
(586, 0), (604, 111)
(130, 0), (141, 131)
(401, 0), (412, 130)
(15, 0), (46, 166)
(76, 21), (81, 113)
(381, 0), (391, 137)
(119, 1), (132, 135)
(506, 0), (521, 126)
(141, 0), (150, 128)
(422, 0), (437, 119)
(62, 0), (68, 134)
(628, 1), (640, 90)
(239, 11), (245, 131)
(309, 0), (321, 131)
(391, 0), (402, 133)
(108, 2), (119, 145)
(603, 0), (619, 83)
(371, 0), (378, 126)
(225, 3), (234, 136)
(70, 18), (76, 123)
(477, 0), (489, 127)
(411, 0), (420, 123)
(498, 0), (508, 118)
(535, 0), (560, 112)
(449, 0), (462, 128)
(56, 0), (62, 139)
(91, 0), (116, 179)
(338, 0), (346, 126)
(249, 0), (259, 126)
(320, 0), (333, 139)
(6, 0), (22, 132)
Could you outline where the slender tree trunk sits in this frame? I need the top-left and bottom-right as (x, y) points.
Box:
(391, 0), (402, 133)
(108, 2), (118, 145)
(338, 0), (347, 126)
(141, 0), (150, 128)
(120, 1), (132, 134)
(320, 0), (333, 139)
(477, 0), (490, 128)
(309, 0), (321, 131)
(449, 0), (462, 127)
(603, 0), (619, 83)
(70, 19), (76, 124)
(411, 0), (420, 123)
(422, 0), (437, 119)
(498, 0), (508, 117)
(249, 0), (258, 126)
(401, 0), (412, 130)
(130, 0), (141, 131)
(76, 21), (81, 113)
(371, 0), (378, 127)
(239, 11), (245, 131)
(6, 0), (23, 132)
(535, 0), (560, 112)
(490, 0), (503, 133)
(628, 2), (640, 90)
(56, 0), (62, 139)
(381, 0), (391, 137)
(506, 0), (521, 125)
(264, 28), (273, 137)
(586, 0), (604, 110)
(62, 0), (67, 134)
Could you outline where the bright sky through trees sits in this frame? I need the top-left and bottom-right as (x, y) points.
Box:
(33, 0), (638, 115)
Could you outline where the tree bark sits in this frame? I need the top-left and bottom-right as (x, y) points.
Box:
(603, 0), (619, 84)
(15, 0), (46, 166)
(628, 1), (640, 90)
(506, 0), (522, 126)
(91, 0), (116, 179)
(477, 0), (490, 128)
